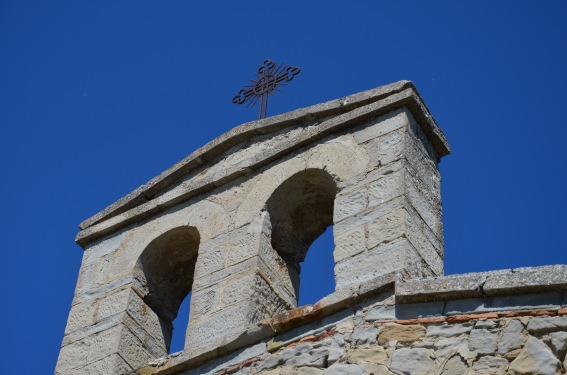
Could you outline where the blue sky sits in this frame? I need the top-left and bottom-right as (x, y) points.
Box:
(1, 1), (566, 373)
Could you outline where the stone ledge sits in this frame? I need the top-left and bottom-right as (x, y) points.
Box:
(395, 265), (567, 303)
(130, 272), (398, 375)
(77, 81), (449, 243)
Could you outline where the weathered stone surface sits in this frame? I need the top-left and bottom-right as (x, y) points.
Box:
(474, 319), (498, 329)
(390, 348), (437, 375)
(549, 331), (567, 356)
(327, 334), (344, 365)
(350, 326), (378, 346)
(468, 329), (497, 355)
(508, 336), (561, 375)
(526, 316), (567, 334)
(335, 239), (412, 289)
(61, 79), (567, 375)
(295, 367), (324, 375)
(324, 363), (365, 375)
(433, 337), (466, 359)
(498, 319), (525, 355)
(469, 356), (509, 375)
(377, 324), (426, 344)
(439, 355), (468, 375)
(284, 347), (328, 368)
(365, 305), (396, 321)
(396, 266), (567, 304)
(395, 301), (444, 319)
(426, 323), (473, 338)
(346, 347), (389, 365)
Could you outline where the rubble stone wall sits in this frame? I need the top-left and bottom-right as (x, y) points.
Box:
(135, 266), (567, 375)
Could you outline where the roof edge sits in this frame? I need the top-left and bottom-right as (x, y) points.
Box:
(79, 81), (449, 234)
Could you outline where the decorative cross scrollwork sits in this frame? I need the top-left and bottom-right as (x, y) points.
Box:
(232, 59), (300, 119)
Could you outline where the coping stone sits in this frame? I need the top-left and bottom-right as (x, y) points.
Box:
(396, 266), (567, 303)
(76, 81), (449, 246)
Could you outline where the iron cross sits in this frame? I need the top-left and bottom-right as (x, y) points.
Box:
(232, 59), (300, 119)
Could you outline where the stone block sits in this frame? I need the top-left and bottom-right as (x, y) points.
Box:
(483, 265), (567, 296)
(404, 171), (441, 237)
(335, 239), (411, 289)
(508, 336), (561, 375)
(365, 305), (396, 321)
(64, 300), (96, 335)
(190, 285), (219, 317)
(221, 272), (257, 307)
(333, 226), (366, 263)
(404, 206), (443, 275)
(334, 195), (405, 235)
(444, 298), (485, 316)
(485, 292), (563, 312)
(327, 334), (344, 365)
(549, 331), (567, 357)
(498, 320), (525, 357)
(526, 315), (567, 334)
(227, 233), (256, 266)
(83, 231), (125, 263)
(367, 165), (405, 209)
(334, 189), (368, 223)
(346, 347), (389, 365)
(433, 337), (466, 359)
(95, 288), (131, 323)
(192, 257), (257, 291)
(396, 273), (486, 304)
(390, 348), (437, 375)
(56, 324), (123, 374)
(185, 300), (251, 353)
(324, 363), (365, 375)
(470, 356), (509, 375)
(57, 354), (132, 375)
(468, 329), (497, 355)
(353, 108), (408, 145)
(366, 208), (406, 250)
(197, 246), (227, 277)
(377, 128), (406, 166)
(118, 325), (154, 369)
(396, 302), (444, 319)
(426, 323), (473, 338)
(350, 326), (378, 346)
(377, 324), (426, 344)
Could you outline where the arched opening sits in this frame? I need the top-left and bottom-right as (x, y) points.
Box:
(136, 226), (200, 353)
(267, 169), (337, 303)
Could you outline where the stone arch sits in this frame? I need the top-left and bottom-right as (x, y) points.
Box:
(266, 168), (338, 300)
(135, 225), (200, 352)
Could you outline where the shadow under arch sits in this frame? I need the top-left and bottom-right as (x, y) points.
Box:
(135, 226), (200, 352)
(266, 168), (338, 301)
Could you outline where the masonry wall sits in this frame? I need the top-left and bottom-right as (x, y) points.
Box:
(136, 267), (567, 375)
(56, 82), (567, 375)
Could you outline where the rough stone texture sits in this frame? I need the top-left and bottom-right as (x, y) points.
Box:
(57, 81), (567, 375)
(59, 82), (454, 374)
(470, 356), (509, 374)
(468, 329), (498, 355)
(390, 348), (437, 375)
(508, 336), (561, 375)
(377, 324), (426, 344)
(498, 319), (525, 355)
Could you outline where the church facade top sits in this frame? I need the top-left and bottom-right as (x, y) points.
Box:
(58, 80), (454, 374)
(76, 80), (449, 246)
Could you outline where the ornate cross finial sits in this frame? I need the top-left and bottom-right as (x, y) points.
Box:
(232, 59), (300, 119)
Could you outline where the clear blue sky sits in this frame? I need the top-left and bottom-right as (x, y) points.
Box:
(1, 1), (566, 373)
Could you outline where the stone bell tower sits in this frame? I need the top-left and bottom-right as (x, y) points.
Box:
(56, 81), (451, 374)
